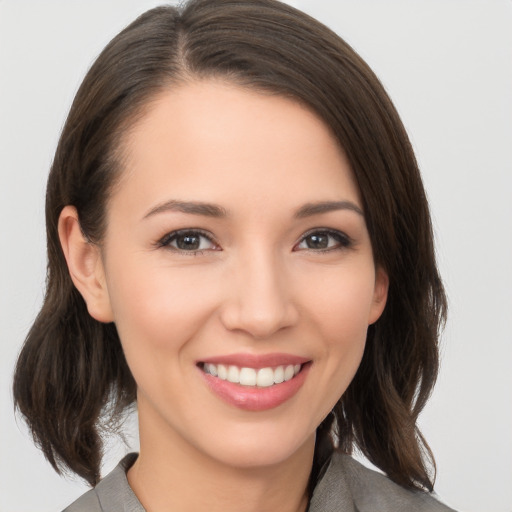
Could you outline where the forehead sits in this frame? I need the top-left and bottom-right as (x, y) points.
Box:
(111, 80), (361, 216)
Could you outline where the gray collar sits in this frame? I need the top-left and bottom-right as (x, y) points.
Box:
(68, 452), (454, 512)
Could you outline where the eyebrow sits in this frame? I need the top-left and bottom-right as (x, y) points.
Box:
(142, 199), (363, 220)
(293, 200), (364, 218)
(143, 199), (228, 220)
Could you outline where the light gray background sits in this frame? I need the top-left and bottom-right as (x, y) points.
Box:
(1, 1), (511, 511)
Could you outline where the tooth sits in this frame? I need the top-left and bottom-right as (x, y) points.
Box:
(256, 367), (274, 387)
(284, 365), (295, 381)
(217, 364), (227, 380)
(273, 366), (284, 384)
(227, 365), (240, 383)
(206, 362), (302, 386)
(239, 367), (257, 386)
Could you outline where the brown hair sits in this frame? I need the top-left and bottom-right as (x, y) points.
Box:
(13, 0), (447, 491)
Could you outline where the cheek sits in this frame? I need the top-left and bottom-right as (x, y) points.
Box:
(304, 267), (375, 397)
(105, 259), (221, 355)
(306, 265), (377, 342)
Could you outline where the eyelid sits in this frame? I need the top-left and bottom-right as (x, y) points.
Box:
(156, 228), (220, 253)
(294, 228), (353, 252)
(155, 227), (353, 254)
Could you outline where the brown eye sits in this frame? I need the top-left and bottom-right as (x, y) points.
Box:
(296, 230), (351, 252)
(176, 233), (202, 250)
(304, 233), (329, 249)
(159, 230), (217, 253)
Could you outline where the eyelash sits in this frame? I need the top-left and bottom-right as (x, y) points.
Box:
(156, 229), (218, 255)
(296, 229), (353, 253)
(156, 228), (353, 255)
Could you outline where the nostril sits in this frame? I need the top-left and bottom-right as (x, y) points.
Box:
(219, 303), (299, 340)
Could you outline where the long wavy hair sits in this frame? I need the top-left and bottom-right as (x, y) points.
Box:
(13, 0), (447, 490)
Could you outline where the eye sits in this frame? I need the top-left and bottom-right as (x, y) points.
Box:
(295, 229), (352, 252)
(158, 229), (218, 254)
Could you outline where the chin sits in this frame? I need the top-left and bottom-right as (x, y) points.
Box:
(195, 422), (316, 471)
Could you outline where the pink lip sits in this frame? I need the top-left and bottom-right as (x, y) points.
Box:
(199, 352), (310, 369)
(197, 355), (311, 412)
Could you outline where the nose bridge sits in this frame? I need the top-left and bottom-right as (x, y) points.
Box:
(220, 243), (298, 338)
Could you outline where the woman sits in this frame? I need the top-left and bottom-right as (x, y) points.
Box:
(13, 0), (453, 510)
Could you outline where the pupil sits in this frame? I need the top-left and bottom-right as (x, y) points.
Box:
(307, 233), (328, 249)
(177, 234), (200, 250)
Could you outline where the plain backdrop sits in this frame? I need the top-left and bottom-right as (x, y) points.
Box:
(1, 1), (511, 511)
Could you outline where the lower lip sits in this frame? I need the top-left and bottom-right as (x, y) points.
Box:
(199, 363), (311, 412)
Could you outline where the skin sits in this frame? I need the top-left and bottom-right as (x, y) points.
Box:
(59, 80), (388, 512)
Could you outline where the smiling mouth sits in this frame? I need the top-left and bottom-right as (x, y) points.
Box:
(199, 362), (305, 388)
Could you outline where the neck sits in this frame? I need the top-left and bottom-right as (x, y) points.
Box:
(128, 407), (315, 512)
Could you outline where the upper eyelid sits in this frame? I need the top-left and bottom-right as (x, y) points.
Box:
(162, 228), (214, 238)
(158, 228), (218, 247)
(157, 227), (351, 249)
(294, 228), (353, 250)
(298, 227), (351, 241)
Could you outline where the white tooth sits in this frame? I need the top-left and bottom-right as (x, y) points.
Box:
(239, 367), (257, 386)
(217, 364), (227, 380)
(227, 365), (240, 383)
(207, 363), (218, 377)
(294, 364), (301, 375)
(274, 366), (285, 384)
(256, 367), (274, 387)
(284, 365), (295, 381)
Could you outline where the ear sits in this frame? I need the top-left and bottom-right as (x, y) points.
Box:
(368, 266), (389, 325)
(58, 205), (114, 323)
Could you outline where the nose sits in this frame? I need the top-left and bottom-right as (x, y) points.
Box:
(219, 248), (299, 339)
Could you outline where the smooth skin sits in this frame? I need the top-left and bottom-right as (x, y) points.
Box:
(58, 80), (388, 512)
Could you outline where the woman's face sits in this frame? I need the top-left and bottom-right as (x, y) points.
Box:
(95, 81), (388, 469)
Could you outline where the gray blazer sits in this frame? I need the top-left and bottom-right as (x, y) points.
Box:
(63, 453), (456, 512)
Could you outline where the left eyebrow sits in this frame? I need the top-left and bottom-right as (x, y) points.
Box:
(293, 200), (364, 218)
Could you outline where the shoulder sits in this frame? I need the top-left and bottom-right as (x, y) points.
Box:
(62, 453), (144, 512)
(62, 488), (102, 512)
(310, 452), (457, 512)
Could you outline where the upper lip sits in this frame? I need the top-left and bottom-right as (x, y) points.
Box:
(198, 353), (310, 369)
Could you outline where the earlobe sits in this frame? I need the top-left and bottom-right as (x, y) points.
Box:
(368, 267), (389, 325)
(58, 205), (114, 323)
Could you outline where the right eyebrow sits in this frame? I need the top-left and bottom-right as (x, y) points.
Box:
(142, 199), (229, 220)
